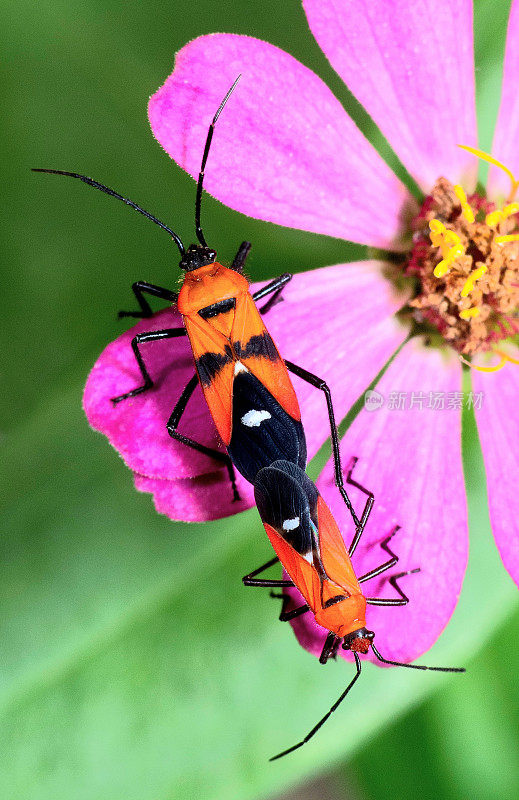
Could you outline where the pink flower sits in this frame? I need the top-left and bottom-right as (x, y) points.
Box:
(85, 0), (519, 664)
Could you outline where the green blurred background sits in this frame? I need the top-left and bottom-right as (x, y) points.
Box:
(2, 1), (518, 798)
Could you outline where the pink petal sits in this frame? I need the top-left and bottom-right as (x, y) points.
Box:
(264, 261), (410, 462)
(488, 0), (519, 198)
(84, 263), (409, 521)
(133, 472), (254, 523)
(288, 339), (468, 665)
(83, 307), (224, 481)
(303, 0), (478, 192)
(473, 360), (519, 587)
(148, 34), (413, 249)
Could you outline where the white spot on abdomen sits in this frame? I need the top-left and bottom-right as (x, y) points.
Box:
(282, 517), (300, 531)
(241, 409), (272, 428)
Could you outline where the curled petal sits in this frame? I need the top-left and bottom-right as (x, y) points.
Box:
(488, 0), (519, 199)
(287, 339), (468, 664)
(83, 307), (224, 481)
(473, 360), (519, 587)
(133, 472), (254, 523)
(149, 34), (413, 249)
(304, 0), (478, 191)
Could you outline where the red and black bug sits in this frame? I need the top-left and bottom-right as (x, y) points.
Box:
(33, 78), (369, 537)
(244, 459), (465, 761)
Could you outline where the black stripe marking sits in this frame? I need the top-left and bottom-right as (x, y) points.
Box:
(323, 594), (347, 608)
(235, 332), (279, 362)
(198, 297), (236, 319)
(195, 345), (233, 387)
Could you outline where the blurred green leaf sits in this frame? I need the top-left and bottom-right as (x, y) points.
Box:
(349, 604), (519, 800)
(0, 375), (516, 800)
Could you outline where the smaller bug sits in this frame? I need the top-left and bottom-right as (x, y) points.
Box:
(243, 459), (465, 761)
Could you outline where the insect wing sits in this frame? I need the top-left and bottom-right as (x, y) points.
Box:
(264, 522), (321, 611)
(227, 370), (307, 484)
(316, 497), (361, 596)
(255, 461), (321, 610)
(183, 313), (235, 446)
(232, 294), (301, 422)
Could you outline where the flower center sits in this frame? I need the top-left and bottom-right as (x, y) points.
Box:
(406, 156), (519, 356)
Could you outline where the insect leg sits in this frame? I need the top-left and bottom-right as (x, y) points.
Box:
(252, 272), (293, 314)
(111, 328), (187, 403)
(269, 653), (362, 761)
(358, 526), (401, 584)
(166, 374), (241, 502)
(329, 636), (342, 660)
(284, 362), (372, 538)
(231, 241), (251, 273)
(365, 568), (420, 606)
(242, 557), (294, 587)
(319, 632), (340, 664)
(269, 590), (310, 621)
(118, 281), (178, 319)
(279, 603), (310, 622)
(344, 457), (375, 557)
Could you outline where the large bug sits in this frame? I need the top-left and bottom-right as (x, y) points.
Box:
(33, 78), (369, 535)
(244, 459), (465, 761)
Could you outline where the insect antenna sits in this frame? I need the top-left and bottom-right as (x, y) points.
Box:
(195, 75), (241, 248)
(371, 643), (465, 673)
(31, 168), (186, 256)
(269, 652), (362, 762)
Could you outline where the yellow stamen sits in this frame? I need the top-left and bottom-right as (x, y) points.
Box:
(453, 184), (475, 223)
(485, 202), (519, 228)
(459, 307), (480, 320)
(495, 234), (519, 244)
(457, 144), (519, 201)
(459, 354), (508, 372)
(461, 265), (487, 297)
(429, 220), (465, 277)
(493, 347), (519, 365)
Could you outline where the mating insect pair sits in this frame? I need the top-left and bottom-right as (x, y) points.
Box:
(35, 77), (464, 761)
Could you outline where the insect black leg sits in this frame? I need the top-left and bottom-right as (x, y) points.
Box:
(111, 328), (187, 404)
(166, 374), (241, 502)
(268, 589), (310, 621)
(231, 241), (251, 273)
(118, 281), (179, 319)
(365, 568), (420, 606)
(319, 632), (339, 665)
(329, 636), (341, 661)
(345, 457), (375, 558)
(252, 273), (293, 314)
(279, 603), (310, 622)
(270, 652), (362, 761)
(357, 525), (401, 584)
(242, 557), (294, 588)
(284, 362), (372, 537)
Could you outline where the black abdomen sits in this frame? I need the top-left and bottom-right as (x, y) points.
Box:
(227, 370), (307, 484)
